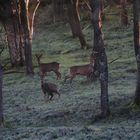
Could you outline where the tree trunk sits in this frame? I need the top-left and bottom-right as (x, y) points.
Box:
(120, 0), (128, 26)
(4, 23), (19, 67)
(133, 0), (140, 105)
(90, 0), (110, 117)
(52, 0), (64, 23)
(20, 0), (34, 75)
(2, 2), (24, 67)
(0, 64), (4, 127)
(101, 0), (105, 20)
(67, 0), (87, 49)
(28, 0), (40, 40)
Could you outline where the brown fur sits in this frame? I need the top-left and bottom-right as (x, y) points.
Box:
(35, 54), (61, 79)
(41, 79), (60, 100)
(64, 64), (93, 83)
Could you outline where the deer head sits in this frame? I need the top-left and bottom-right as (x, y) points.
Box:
(35, 53), (43, 65)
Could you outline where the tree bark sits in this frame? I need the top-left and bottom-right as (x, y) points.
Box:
(133, 0), (140, 105)
(67, 0), (87, 49)
(2, 2), (21, 67)
(20, 0), (34, 75)
(28, 0), (40, 40)
(101, 0), (105, 20)
(52, 0), (64, 23)
(1, 0), (39, 71)
(0, 64), (4, 127)
(90, 0), (110, 117)
(120, 0), (128, 26)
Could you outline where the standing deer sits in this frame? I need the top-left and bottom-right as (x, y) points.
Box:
(64, 64), (93, 83)
(40, 77), (60, 100)
(64, 53), (96, 83)
(35, 53), (61, 79)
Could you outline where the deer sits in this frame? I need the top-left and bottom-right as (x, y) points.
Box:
(64, 64), (93, 83)
(40, 77), (60, 100)
(64, 53), (96, 83)
(35, 53), (61, 80)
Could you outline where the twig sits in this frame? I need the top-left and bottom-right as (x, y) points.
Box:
(108, 57), (120, 64)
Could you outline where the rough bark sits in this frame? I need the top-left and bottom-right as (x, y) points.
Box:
(20, 0), (34, 75)
(90, 0), (110, 117)
(67, 0), (87, 49)
(101, 0), (105, 20)
(52, 0), (65, 23)
(1, 3), (21, 67)
(133, 0), (140, 105)
(1, 0), (39, 69)
(0, 64), (3, 127)
(120, 0), (128, 26)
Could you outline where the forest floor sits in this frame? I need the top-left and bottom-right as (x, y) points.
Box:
(1, 11), (140, 140)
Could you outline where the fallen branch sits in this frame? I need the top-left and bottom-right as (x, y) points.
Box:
(4, 71), (24, 75)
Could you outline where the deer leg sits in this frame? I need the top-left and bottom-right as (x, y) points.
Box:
(87, 73), (91, 80)
(54, 71), (61, 80)
(57, 70), (61, 79)
(64, 75), (70, 83)
(70, 75), (76, 83)
(56, 91), (60, 98)
(43, 92), (49, 101)
(49, 93), (54, 100)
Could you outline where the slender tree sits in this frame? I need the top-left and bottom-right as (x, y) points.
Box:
(101, 0), (105, 20)
(90, 0), (110, 117)
(52, 0), (65, 23)
(20, 0), (34, 74)
(0, 64), (3, 127)
(120, 0), (128, 26)
(133, 0), (140, 105)
(66, 0), (87, 49)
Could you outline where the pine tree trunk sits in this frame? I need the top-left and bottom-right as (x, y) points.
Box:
(120, 0), (128, 26)
(0, 64), (4, 127)
(133, 0), (140, 105)
(67, 0), (87, 49)
(90, 0), (110, 117)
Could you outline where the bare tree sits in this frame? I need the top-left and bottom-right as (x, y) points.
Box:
(52, 0), (65, 23)
(101, 0), (105, 20)
(20, 0), (34, 74)
(90, 0), (110, 117)
(133, 0), (140, 105)
(120, 0), (128, 26)
(66, 0), (87, 49)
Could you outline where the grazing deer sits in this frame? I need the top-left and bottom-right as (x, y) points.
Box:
(64, 53), (96, 83)
(35, 53), (61, 79)
(40, 78), (60, 100)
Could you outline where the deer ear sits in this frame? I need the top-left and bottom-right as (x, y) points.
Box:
(35, 53), (42, 58)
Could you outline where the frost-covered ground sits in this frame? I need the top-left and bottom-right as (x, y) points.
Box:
(1, 20), (140, 140)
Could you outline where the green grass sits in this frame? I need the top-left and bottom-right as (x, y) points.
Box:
(1, 6), (140, 140)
